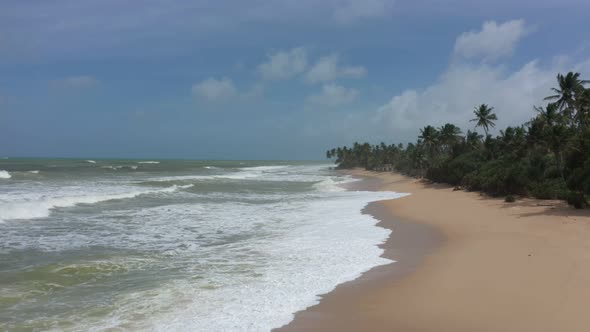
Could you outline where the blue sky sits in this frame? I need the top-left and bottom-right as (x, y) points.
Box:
(1, 0), (590, 160)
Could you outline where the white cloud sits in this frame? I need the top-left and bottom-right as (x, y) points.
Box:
(306, 54), (366, 84)
(364, 20), (590, 142)
(372, 59), (590, 140)
(454, 19), (530, 61)
(258, 47), (308, 80)
(192, 77), (236, 101)
(50, 75), (98, 88)
(333, 0), (395, 23)
(307, 84), (358, 107)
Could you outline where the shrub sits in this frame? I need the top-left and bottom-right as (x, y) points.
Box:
(529, 178), (569, 200)
(505, 195), (516, 203)
(567, 192), (587, 209)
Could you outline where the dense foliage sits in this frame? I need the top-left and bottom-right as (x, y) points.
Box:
(326, 72), (590, 208)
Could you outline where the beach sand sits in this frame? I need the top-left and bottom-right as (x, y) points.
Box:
(276, 169), (590, 332)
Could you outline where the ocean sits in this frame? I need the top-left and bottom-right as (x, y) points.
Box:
(0, 159), (406, 331)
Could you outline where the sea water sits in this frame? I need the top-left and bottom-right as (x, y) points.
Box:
(0, 159), (406, 331)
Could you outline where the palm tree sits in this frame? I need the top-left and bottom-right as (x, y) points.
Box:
(465, 130), (483, 150)
(534, 103), (560, 128)
(544, 72), (589, 112)
(419, 125), (439, 163)
(438, 123), (462, 152)
(471, 104), (497, 135)
(419, 125), (438, 148)
(532, 103), (570, 179)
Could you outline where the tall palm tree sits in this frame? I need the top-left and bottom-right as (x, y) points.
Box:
(471, 104), (497, 135)
(544, 72), (589, 112)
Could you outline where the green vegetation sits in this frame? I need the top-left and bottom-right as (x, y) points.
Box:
(326, 72), (590, 209)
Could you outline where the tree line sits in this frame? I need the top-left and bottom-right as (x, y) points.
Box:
(326, 72), (590, 208)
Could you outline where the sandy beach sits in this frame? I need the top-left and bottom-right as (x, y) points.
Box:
(277, 169), (590, 332)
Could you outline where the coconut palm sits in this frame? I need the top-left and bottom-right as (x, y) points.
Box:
(439, 123), (463, 151)
(471, 104), (497, 135)
(418, 125), (439, 163)
(465, 130), (483, 150)
(418, 125), (439, 149)
(533, 103), (561, 128)
(544, 72), (589, 112)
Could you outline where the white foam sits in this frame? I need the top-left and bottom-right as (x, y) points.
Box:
(0, 184), (192, 222)
(313, 177), (350, 192)
(0, 163), (409, 332)
(238, 165), (289, 171)
(28, 170), (40, 174)
(85, 160), (97, 164)
(0, 170), (11, 179)
(101, 165), (138, 170)
(151, 165), (294, 182)
(141, 190), (409, 331)
(138, 161), (160, 164)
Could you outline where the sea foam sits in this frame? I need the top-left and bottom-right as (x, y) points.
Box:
(0, 162), (408, 332)
(0, 170), (11, 179)
(0, 184), (192, 222)
(143, 182), (408, 331)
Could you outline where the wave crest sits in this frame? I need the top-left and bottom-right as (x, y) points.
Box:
(0, 184), (193, 222)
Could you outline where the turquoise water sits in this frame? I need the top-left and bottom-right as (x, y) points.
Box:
(0, 159), (403, 331)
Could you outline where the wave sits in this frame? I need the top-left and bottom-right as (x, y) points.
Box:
(238, 165), (288, 171)
(150, 172), (261, 182)
(313, 178), (349, 192)
(0, 184), (193, 222)
(138, 161), (160, 164)
(151, 165), (320, 183)
(101, 165), (138, 170)
(0, 170), (11, 179)
(28, 170), (40, 174)
(85, 160), (97, 164)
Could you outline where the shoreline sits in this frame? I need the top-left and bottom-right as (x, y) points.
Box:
(277, 169), (590, 331)
(276, 171), (444, 331)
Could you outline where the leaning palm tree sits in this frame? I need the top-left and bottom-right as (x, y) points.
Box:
(471, 104), (497, 135)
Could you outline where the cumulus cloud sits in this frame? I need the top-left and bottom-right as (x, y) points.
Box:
(306, 54), (366, 83)
(258, 47), (308, 80)
(333, 0), (395, 23)
(307, 84), (358, 107)
(192, 77), (236, 101)
(454, 19), (530, 61)
(50, 75), (98, 88)
(369, 20), (590, 142)
(372, 60), (588, 140)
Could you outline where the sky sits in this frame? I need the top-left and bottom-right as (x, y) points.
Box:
(1, 0), (590, 160)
